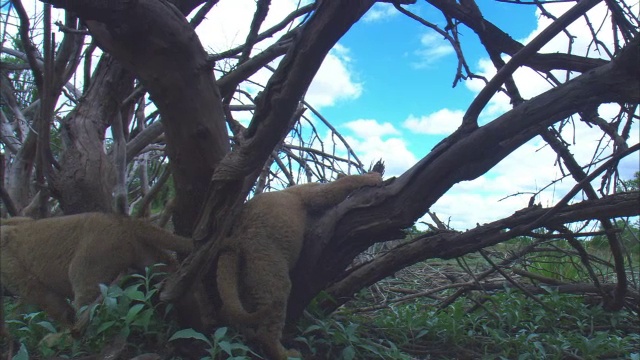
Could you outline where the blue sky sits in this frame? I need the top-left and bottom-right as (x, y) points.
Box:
(194, 0), (637, 229)
(4, 1), (639, 229)
(322, 2), (538, 160)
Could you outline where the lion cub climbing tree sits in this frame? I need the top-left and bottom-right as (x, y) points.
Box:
(215, 172), (383, 359)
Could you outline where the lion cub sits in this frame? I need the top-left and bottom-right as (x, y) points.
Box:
(216, 172), (383, 359)
(0, 213), (193, 328)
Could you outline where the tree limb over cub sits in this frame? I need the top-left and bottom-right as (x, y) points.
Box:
(0, 213), (193, 331)
(216, 172), (383, 360)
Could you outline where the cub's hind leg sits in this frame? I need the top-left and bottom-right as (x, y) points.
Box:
(67, 241), (133, 309)
(16, 278), (74, 327)
(1, 251), (75, 326)
(253, 309), (301, 360)
(243, 255), (299, 359)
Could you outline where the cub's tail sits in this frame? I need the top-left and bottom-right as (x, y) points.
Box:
(0, 217), (35, 227)
(216, 251), (268, 327)
(132, 218), (194, 256)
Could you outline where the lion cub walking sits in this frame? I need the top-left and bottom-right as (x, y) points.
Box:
(0, 213), (193, 328)
(216, 172), (383, 359)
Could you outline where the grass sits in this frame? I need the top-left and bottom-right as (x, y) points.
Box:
(344, 289), (639, 359)
(3, 257), (639, 359)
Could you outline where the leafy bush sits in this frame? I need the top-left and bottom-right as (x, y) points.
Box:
(3, 264), (178, 358)
(339, 288), (639, 359)
(169, 327), (258, 359)
(3, 261), (638, 359)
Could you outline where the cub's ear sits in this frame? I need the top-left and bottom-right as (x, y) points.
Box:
(369, 159), (385, 176)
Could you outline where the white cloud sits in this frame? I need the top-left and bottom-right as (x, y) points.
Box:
(306, 45), (363, 108)
(428, 106), (640, 231)
(344, 135), (417, 178)
(523, 2), (629, 60)
(464, 2), (640, 124)
(194, 0), (308, 52)
(362, 2), (399, 23)
(428, 137), (564, 230)
(412, 32), (455, 68)
(426, 2), (640, 229)
(343, 119), (400, 138)
(195, 1), (362, 111)
(403, 109), (464, 135)
(340, 119), (415, 177)
(429, 190), (528, 230)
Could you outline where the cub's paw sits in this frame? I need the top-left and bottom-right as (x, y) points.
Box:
(285, 348), (302, 359)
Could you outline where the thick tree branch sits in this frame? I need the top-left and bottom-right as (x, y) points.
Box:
(464, 0), (603, 125)
(288, 34), (640, 318)
(238, 0), (271, 65)
(52, 55), (134, 214)
(427, 0), (608, 73)
(12, 0), (44, 91)
(322, 191), (639, 311)
(217, 33), (295, 99)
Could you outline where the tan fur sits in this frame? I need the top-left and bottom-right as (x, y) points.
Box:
(216, 173), (383, 359)
(0, 213), (193, 328)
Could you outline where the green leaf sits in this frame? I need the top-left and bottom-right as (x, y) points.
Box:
(219, 340), (233, 355)
(125, 303), (145, 324)
(169, 328), (212, 346)
(35, 320), (56, 333)
(302, 324), (322, 334)
(341, 345), (356, 360)
(96, 320), (117, 335)
(12, 343), (29, 360)
(131, 308), (154, 330)
(213, 326), (228, 341)
(124, 287), (145, 302)
(99, 283), (110, 298)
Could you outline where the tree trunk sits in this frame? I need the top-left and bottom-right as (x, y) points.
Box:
(51, 55), (134, 214)
(50, 0), (231, 234)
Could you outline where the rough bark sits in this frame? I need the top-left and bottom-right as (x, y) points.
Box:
(51, 56), (134, 214)
(3, 9), (85, 214)
(427, 0), (608, 73)
(322, 191), (640, 312)
(46, 0), (231, 234)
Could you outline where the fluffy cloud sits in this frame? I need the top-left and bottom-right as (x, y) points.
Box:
(194, 0), (305, 52)
(523, 2), (627, 59)
(362, 2), (399, 23)
(403, 109), (464, 135)
(342, 119), (415, 177)
(465, 2), (640, 123)
(429, 136), (564, 230)
(343, 119), (400, 138)
(412, 32), (455, 68)
(306, 45), (363, 108)
(195, 1), (362, 110)
(427, 109), (639, 230)
(344, 136), (417, 177)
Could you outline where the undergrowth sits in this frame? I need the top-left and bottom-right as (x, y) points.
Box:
(339, 288), (639, 359)
(3, 264), (639, 359)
